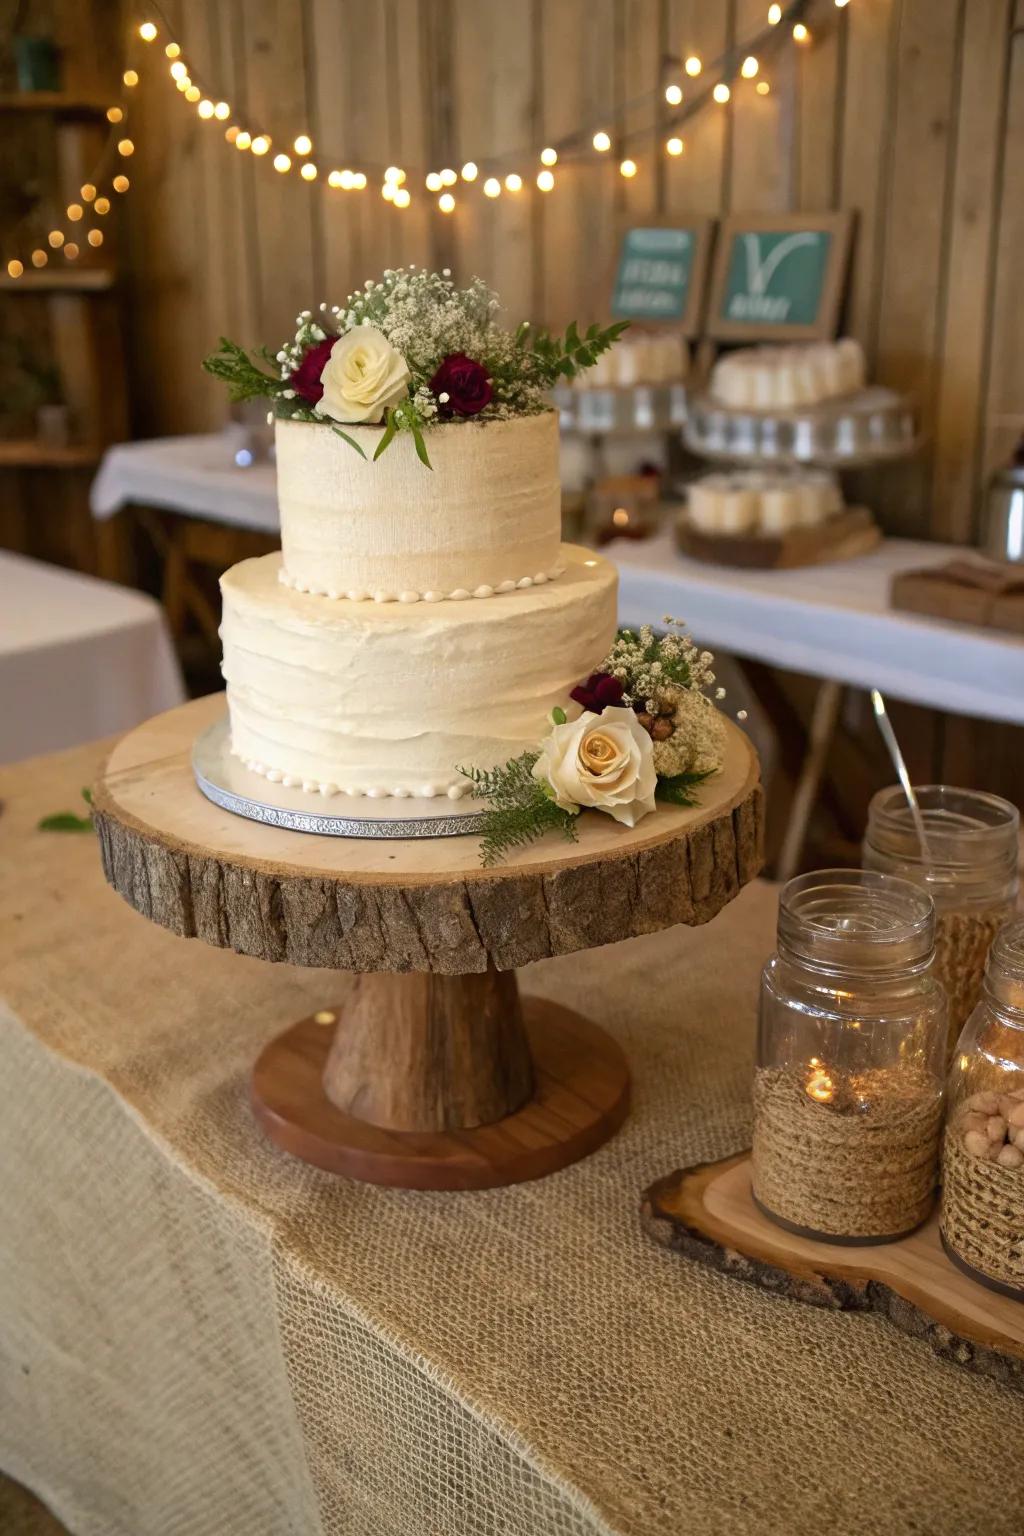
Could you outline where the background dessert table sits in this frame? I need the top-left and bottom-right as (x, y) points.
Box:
(0, 551), (184, 764)
(2, 735), (1019, 1536)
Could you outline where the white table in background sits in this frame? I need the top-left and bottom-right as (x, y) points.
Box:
(612, 530), (1024, 875)
(0, 551), (185, 763)
(90, 432), (278, 534)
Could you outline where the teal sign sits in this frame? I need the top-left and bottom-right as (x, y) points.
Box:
(720, 229), (832, 326)
(612, 227), (695, 321)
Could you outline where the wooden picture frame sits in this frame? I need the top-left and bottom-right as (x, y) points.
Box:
(706, 211), (855, 342)
(609, 217), (715, 338)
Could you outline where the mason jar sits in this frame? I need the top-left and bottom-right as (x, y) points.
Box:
(752, 869), (947, 1244)
(941, 919), (1024, 1297)
(863, 786), (1018, 1063)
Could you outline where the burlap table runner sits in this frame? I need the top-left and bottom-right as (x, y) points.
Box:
(2, 739), (1020, 1536)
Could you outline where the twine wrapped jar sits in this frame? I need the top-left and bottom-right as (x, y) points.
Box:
(752, 869), (947, 1244)
(863, 786), (1018, 1064)
(942, 919), (1024, 1298)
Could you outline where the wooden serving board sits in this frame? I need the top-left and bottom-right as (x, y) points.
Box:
(642, 1153), (1024, 1395)
(676, 507), (881, 570)
(891, 568), (1024, 635)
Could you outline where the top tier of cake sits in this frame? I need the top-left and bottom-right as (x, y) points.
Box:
(275, 411), (564, 603)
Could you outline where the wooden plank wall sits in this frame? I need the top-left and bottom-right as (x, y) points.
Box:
(56, 0), (1024, 543)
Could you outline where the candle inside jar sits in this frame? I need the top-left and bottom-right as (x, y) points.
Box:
(805, 1058), (835, 1102)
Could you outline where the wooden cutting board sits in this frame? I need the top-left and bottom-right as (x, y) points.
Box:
(642, 1152), (1024, 1395)
(676, 506), (881, 569)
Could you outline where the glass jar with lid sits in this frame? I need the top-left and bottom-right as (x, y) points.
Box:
(942, 919), (1024, 1297)
(863, 785), (1018, 1063)
(752, 869), (947, 1244)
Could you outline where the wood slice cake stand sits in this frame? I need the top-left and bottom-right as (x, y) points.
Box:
(92, 694), (763, 1190)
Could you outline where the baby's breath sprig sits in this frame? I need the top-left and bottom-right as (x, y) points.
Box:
(603, 619), (720, 713)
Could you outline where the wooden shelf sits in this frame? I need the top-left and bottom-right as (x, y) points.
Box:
(0, 268), (116, 293)
(0, 440), (103, 468)
(0, 93), (109, 118)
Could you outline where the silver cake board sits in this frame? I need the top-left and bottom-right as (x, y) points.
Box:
(192, 715), (488, 839)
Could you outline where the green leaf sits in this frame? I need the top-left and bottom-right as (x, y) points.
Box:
(330, 425), (367, 459)
(655, 768), (715, 807)
(411, 422), (433, 470)
(373, 408), (399, 461)
(459, 751), (579, 866)
(551, 705), (567, 725)
(38, 811), (93, 832)
(202, 337), (286, 403)
(81, 786), (93, 805)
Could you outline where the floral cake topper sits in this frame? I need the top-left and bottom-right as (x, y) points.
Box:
(462, 620), (728, 865)
(203, 267), (627, 467)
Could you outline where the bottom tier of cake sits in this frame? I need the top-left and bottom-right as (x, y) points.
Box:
(219, 544), (618, 798)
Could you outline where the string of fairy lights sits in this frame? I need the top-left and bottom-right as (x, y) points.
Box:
(4, 0), (852, 276)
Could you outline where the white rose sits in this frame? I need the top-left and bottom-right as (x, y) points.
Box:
(532, 706), (657, 828)
(314, 325), (411, 425)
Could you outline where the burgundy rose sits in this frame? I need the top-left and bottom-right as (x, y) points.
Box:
(290, 335), (337, 404)
(570, 672), (625, 713)
(429, 353), (493, 418)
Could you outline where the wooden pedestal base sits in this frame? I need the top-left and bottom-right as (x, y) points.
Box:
(253, 976), (630, 1190)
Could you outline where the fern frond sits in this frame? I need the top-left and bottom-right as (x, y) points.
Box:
(655, 768), (715, 806)
(460, 751), (579, 866)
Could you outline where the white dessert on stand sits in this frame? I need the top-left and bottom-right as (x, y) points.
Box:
(687, 469), (843, 536)
(710, 338), (865, 411)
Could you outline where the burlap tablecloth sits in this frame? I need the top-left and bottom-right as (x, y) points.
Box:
(2, 739), (1019, 1536)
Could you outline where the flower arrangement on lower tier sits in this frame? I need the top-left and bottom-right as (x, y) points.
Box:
(461, 620), (727, 866)
(202, 266), (627, 467)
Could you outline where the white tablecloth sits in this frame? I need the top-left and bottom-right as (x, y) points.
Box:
(90, 434), (279, 534)
(613, 531), (1024, 724)
(0, 552), (185, 763)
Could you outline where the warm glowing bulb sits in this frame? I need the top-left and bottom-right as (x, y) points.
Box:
(768, 2), (782, 20)
(438, 191), (456, 213)
(713, 82), (731, 103)
(87, 228), (103, 247)
(393, 186), (410, 207)
(665, 83), (683, 106)
(619, 158), (637, 178)
(225, 124), (239, 143)
(483, 177), (501, 198)
(170, 60), (187, 80)
(48, 230), (64, 248)
(197, 99), (214, 119)
(250, 135), (270, 155)
(165, 41), (180, 58)
(235, 130), (251, 150)
(185, 85), (200, 102)
(383, 164), (402, 183)
(461, 161), (478, 181)
(381, 182), (395, 201)
(426, 172), (442, 191)
(112, 175), (129, 193)
(756, 80), (771, 95)
(67, 203), (83, 221)
(81, 183), (96, 201)
(666, 136), (684, 156)
(63, 242), (79, 260)
(352, 171), (366, 188)
(536, 168), (554, 191)
(7, 259), (23, 277)
(294, 134), (313, 156)
(31, 249), (47, 268)
(106, 106), (123, 123)
(685, 55), (702, 76)
(592, 130), (611, 152)
(95, 195), (112, 212)
(540, 146), (558, 167)
(118, 138), (135, 155)
(327, 169), (343, 187)
(175, 78), (189, 92)
(214, 101), (230, 120)
(123, 69), (139, 87)
(793, 22), (810, 41)
(273, 153), (291, 172)
(835, 0), (850, 6)
(139, 21), (158, 41)
(741, 55), (759, 77)
(300, 161), (317, 180)
(504, 172), (522, 192)
(440, 167), (457, 186)
(612, 507), (630, 528)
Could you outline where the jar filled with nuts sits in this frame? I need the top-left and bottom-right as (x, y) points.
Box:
(753, 869), (947, 1244)
(864, 786), (1019, 1064)
(942, 919), (1024, 1297)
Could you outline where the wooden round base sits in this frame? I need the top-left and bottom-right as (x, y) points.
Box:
(253, 997), (630, 1190)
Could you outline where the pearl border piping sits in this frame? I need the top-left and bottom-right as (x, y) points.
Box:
(277, 562), (567, 603)
(233, 747), (471, 801)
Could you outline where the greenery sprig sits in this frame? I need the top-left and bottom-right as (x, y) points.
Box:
(523, 319), (630, 387)
(201, 338), (288, 403)
(459, 751), (578, 867)
(655, 768), (715, 806)
(38, 786), (94, 833)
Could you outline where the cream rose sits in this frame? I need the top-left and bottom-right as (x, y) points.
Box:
(533, 706), (657, 828)
(314, 325), (411, 425)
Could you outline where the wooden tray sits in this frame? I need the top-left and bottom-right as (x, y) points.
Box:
(642, 1152), (1024, 1395)
(891, 568), (1024, 635)
(676, 507), (881, 570)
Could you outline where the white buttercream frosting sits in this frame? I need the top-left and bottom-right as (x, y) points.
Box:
(220, 545), (617, 798)
(275, 411), (563, 598)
